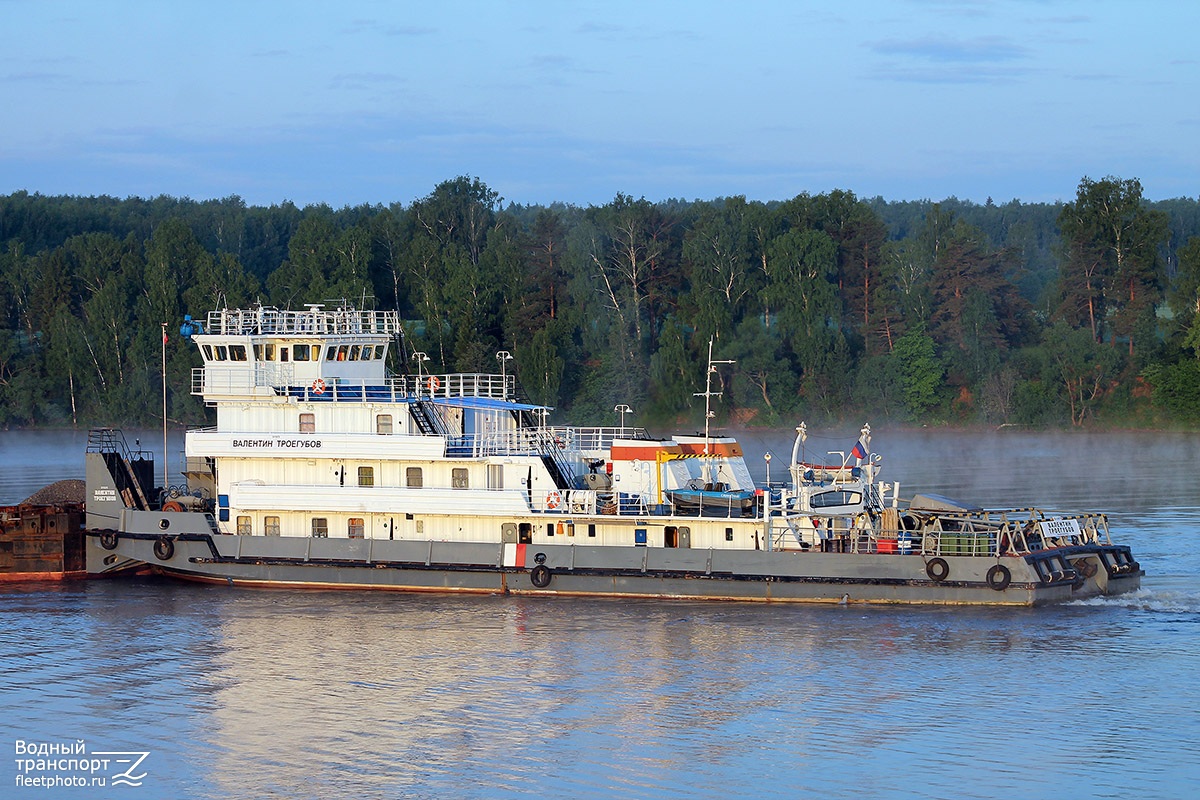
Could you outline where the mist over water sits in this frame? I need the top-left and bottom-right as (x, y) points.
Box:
(2, 428), (1198, 799)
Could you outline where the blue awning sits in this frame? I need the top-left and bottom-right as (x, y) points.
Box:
(429, 396), (550, 412)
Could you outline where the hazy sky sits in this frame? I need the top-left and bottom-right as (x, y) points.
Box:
(3, 0), (1197, 208)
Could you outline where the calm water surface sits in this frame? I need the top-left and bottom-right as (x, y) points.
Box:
(1, 427), (1198, 799)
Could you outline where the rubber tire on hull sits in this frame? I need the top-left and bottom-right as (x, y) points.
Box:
(153, 536), (175, 561)
(926, 557), (950, 582)
(530, 564), (552, 588)
(99, 531), (119, 550)
(986, 564), (1012, 591)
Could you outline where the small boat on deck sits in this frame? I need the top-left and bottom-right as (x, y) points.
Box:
(665, 481), (756, 513)
(83, 302), (1143, 605)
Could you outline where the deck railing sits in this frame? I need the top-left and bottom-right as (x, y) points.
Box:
(202, 307), (402, 336)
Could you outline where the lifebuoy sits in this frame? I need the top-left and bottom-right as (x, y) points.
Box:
(530, 564), (552, 588)
(99, 531), (118, 550)
(546, 490), (562, 509)
(153, 536), (175, 561)
(311, 378), (326, 395)
(926, 557), (950, 582)
(986, 564), (1012, 591)
(428, 376), (441, 392)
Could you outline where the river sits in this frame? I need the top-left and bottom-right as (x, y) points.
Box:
(1, 426), (1197, 799)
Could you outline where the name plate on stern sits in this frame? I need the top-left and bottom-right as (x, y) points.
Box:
(1041, 517), (1082, 540)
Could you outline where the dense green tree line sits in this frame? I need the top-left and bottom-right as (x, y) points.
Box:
(2, 177), (1199, 429)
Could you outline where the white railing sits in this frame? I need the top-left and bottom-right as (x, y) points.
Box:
(203, 306), (402, 336)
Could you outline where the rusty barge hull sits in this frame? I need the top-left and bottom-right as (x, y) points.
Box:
(0, 503), (87, 582)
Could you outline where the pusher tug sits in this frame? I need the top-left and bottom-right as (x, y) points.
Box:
(85, 303), (1142, 605)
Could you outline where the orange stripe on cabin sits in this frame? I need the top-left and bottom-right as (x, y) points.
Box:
(609, 442), (682, 461)
(676, 440), (743, 457)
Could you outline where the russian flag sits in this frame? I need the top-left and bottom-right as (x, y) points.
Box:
(851, 438), (867, 460)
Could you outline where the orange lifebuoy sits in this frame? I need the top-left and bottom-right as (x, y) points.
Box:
(546, 490), (562, 509)
(312, 378), (326, 395)
(428, 376), (441, 392)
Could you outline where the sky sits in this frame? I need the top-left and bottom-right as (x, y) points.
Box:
(2, 0), (1197, 209)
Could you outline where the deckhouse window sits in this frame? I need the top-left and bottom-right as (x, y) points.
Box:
(229, 345), (247, 361)
(810, 490), (863, 509)
(299, 413), (315, 433)
(376, 414), (393, 435)
(487, 464), (503, 489)
(358, 467), (374, 487)
(264, 343), (275, 361)
(406, 467), (423, 488)
(336, 345), (348, 361)
(264, 516), (280, 537)
(293, 344), (310, 361)
(452, 468), (468, 489)
(311, 518), (328, 538)
(326, 346), (337, 361)
(214, 345), (228, 361)
(236, 515), (251, 535)
(202, 345), (213, 360)
(348, 518), (365, 539)
(280, 346), (289, 362)
(350, 345), (362, 360)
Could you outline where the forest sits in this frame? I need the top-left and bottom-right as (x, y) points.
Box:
(2, 176), (1200, 431)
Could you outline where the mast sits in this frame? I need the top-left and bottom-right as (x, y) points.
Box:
(692, 337), (735, 479)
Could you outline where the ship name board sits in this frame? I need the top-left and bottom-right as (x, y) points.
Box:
(232, 438), (323, 449)
(1041, 517), (1081, 538)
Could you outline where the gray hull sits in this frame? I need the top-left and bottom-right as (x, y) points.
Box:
(87, 511), (1142, 607)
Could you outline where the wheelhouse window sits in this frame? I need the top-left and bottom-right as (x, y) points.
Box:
(358, 466), (374, 487)
(376, 414), (393, 435)
(264, 343), (275, 361)
(349, 345), (361, 360)
(406, 467), (423, 488)
(452, 468), (469, 489)
(236, 515), (252, 535)
(214, 345), (228, 360)
(299, 413), (315, 433)
(311, 518), (328, 538)
(264, 516), (280, 537)
(325, 346), (337, 361)
(348, 518), (365, 539)
(229, 345), (248, 361)
(202, 344), (213, 360)
(293, 344), (319, 361)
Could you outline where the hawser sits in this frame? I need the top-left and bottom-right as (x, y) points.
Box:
(85, 303), (1142, 605)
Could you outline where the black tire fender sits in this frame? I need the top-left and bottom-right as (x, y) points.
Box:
(986, 563), (1012, 591)
(99, 531), (119, 550)
(153, 536), (175, 561)
(926, 557), (950, 582)
(530, 563), (552, 588)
